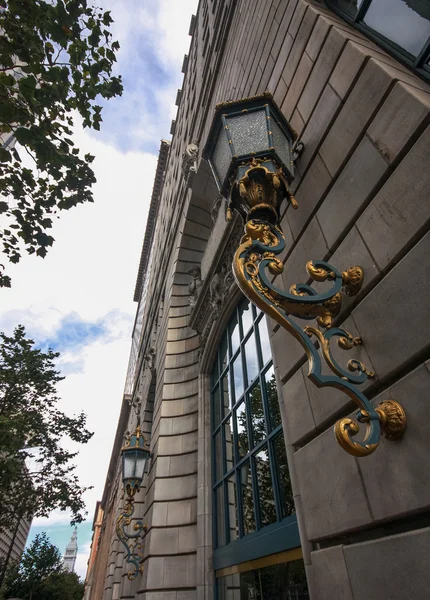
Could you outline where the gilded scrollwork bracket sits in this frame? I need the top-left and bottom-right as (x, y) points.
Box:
(116, 492), (148, 580)
(230, 169), (406, 457)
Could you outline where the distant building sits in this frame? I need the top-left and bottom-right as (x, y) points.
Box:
(83, 503), (104, 600)
(0, 516), (31, 575)
(63, 527), (78, 573)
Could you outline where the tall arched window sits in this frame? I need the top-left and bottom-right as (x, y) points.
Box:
(211, 299), (309, 598)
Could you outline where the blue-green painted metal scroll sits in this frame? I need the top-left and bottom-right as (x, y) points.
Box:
(233, 218), (386, 457)
(116, 497), (146, 580)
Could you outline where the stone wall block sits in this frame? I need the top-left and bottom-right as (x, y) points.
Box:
(327, 226), (380, 316)
(296, 83), (341, 174)
(298, 26), (347, 121)
(356, 125), (430, 271)
(154, 473), (197, 502)
(282, 51), (313, 119)
(359, 364), (430, 521)
(282, 7), (318, 87)
(270, 317), (307, 382)
(305, 14), (330, 62)
(166, 498), (197, 526)
(344, 528), (430, 600)
(367, 82), (430, 165)
(294, 429), (372, 540)
(281, 367), (316, 445)
(160, 397), (198, 418)
(281, 217), (329, 291)
(165, 349), (200, 369)
(329, 41), (368, 100)
(163, 379), (199, 400)
(352, 231), (430, 380)
(288, 153), (332, 239)
(167, 326), (197, 342)
(168, 451), (197, 477)
(317, 135), (388, 249)
(319, 58), (395, 177)
(157, 431), (198, 456)
(310, 546), (353, 600)
(164, 363), (199, 384)
(162, 554), (197, 588)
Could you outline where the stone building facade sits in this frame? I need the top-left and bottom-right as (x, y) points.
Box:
(86, 1), (430, 599)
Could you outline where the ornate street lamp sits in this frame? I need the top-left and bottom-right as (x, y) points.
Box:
(203, 92), (406, 457)
(116, 426), (151, 580)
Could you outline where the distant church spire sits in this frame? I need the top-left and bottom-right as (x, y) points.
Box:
(63, 526), (78, 572)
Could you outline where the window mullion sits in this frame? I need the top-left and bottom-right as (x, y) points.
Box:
(355, 0), (373, 22)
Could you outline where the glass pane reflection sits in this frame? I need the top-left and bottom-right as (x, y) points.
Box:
(214, 430), (223, 483)
(240, 460), (255, 535)
(244, 333), (259, 385)
(255, 445), (277, 527)
(258, 317), (272, 367)
(216, 485), (226, 547)
(274, 434), (295, 518)
(364, 0), (430, 56)
(235, 401), (249, 458)
(230, 313), (240, 355)
(226, 473), (239, 542)
(224, 416), (235, 473)
(217, 559), (309, 600)
(222, 371), (230, 412)
(265, 367), (281, 430)
(221, 335), (228, 370)
(249, 381), (266, 447)
(213, 384), (221, 428)
(240, 301), (253, 337)
(232, 353), (244, 402)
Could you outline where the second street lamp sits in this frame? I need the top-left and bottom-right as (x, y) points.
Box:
(116, 426), (151, 580)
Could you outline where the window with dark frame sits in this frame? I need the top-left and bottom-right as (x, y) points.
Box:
(327, 0), (430, 80)
(210, 299), (295, 549)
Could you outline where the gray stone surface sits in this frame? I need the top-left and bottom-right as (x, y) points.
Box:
(344, 528), (430, 600)
(317, 135), (388, 249)
(359, 364), (430, 521)
(294, 428), (373, 540)
(297, 83), (341, 174)
(352, 231), (430, 380)
(311, 546), (353, 600)
(367, 82), (430, 164)
(282, 367), (316, 445)
(282, 217), (328, 291)
(282, 51), (313, 119)
(328, 225), (380, 316)
(320, 59), (395, 177)
(356, 125), (430, 270)
(298, 27), (347, 121)
(288, 153), (332, 239)
(329, 40), (372, 99)
(305, 14), (330, 62)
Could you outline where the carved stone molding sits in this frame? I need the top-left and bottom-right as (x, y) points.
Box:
(192, 219), (243, 353)
(181, 143), (199, 187)
(143, 347), (156, 374)
(188, 265), (202, 306)
(211, 195), (224, 224)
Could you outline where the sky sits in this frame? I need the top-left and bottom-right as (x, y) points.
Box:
(1, 0), (198, 579)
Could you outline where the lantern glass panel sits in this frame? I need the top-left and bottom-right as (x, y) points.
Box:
(134, 450), (148, 481)
(270, 117), (292, 173)
(123, 451), (137, 479)
(212, 125), (232, 188)
(228, 109), (268, 157)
